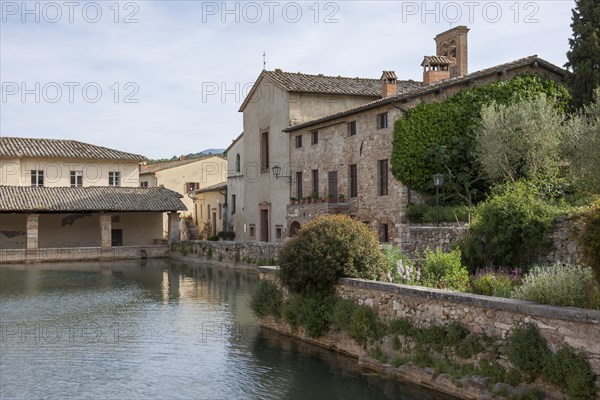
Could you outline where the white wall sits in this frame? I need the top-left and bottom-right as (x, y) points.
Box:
(0, 157), (140, 187)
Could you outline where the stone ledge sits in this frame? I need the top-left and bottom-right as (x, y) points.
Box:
(339, 278), (600, 324)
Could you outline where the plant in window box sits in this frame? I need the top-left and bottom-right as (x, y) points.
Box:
(300, 197), (306, 204)
(290, 197), (297, 204)
(326, 194), (334, 203)
(311, 194), (320, 203)
(338, 194), (346, 203)
(307, 196), (313, 204)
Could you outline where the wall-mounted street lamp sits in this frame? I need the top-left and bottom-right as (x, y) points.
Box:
(432, 173), (444, 227)
(272, 165), (291, 182)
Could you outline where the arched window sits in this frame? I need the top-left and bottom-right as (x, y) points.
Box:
(440, 42), (448, 57)
(449, 40), (457, 60)
(235, 154), (241, 173)
(289, 221), (301, 237)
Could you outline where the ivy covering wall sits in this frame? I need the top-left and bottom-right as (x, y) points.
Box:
(391, 74), (571, 205)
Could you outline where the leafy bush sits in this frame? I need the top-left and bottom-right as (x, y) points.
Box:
(330, 297), (356, 332)
(346, 304), (385, 345)
(420, 248), (470, 292)
(279, 215), (387, 294)
(207, 235), (219, 241)
(543, 347), (596, 400)
(511, 263), (600, 309)
(471, 269), (521, 298)
(281, 292), (337, 338)
(506, 323), (551, 376)
(249, 281), (283, 318)
(508, 323), (596, 400)
(459, 181), (562, 271)
(382, 244), (419, 284)
(406, 204), (472, 224)
(578, 202), (600, 285)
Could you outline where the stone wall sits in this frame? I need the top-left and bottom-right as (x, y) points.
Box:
(0, 245), (169, 264)
(546, 216), (583, 264)
(337, 278), (600, 379)
(258, 266), (600, 381)
(172, 240), (283, 265)
(400, 224), (466, 258)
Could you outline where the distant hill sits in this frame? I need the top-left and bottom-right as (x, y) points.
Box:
(199, 148), (225, 155)
(148, 149), (225, 164)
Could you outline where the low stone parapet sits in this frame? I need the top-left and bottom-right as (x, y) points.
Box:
(0, 245), (169, 264)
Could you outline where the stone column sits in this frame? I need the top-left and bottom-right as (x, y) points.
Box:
(100, 213), (112, 260)
(25, 214), (39, 263)
(167, 212), (180, 243)
(26, 214), (39, 251)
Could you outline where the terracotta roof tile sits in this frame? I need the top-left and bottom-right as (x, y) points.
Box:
(191, 182), (227, 194)
(285, 55), (566, 132)
(140, 155), (226, 174)
(0, 186), (187, 212)
(0, 137), (146, 161)
(264, 70), (422, 97)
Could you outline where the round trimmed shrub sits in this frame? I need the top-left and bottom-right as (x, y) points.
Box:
(279, 215), (387, 294)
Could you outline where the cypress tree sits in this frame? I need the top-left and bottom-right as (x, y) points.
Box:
(565, 0), (600, 109)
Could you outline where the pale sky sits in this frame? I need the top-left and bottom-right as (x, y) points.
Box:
(1, 0), (576, 159)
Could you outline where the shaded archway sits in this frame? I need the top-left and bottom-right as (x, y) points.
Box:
(289, 221), (301, 237)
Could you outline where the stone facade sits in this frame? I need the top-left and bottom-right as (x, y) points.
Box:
(286, 62), (565, 245)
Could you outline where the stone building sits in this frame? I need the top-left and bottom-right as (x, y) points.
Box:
(284, 53), (567, 243)
(0, 137), (186, 263)
(229, 66), (421, 242)
(139, 155), (227, 236)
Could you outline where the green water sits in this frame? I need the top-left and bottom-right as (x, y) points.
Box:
(0, 259), (455, 400)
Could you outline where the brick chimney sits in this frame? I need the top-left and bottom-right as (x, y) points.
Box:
(381, 71), (397, 98)
(422, 56), (451, 85)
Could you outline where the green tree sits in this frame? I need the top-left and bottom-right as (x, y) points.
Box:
(565, 0), (600, 109)
(391, 74), (570, 206)
(475, 95), (566, 183)
(565, 88), (600, 193)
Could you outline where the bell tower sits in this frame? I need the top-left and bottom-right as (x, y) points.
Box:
(434, 26), (469, 78)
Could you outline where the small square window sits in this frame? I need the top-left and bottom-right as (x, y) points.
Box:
(311, 131), (319, 145)
(347, 121), (357, 136)
(109, 171), (120, 187)
(249, 224), (256, 238)
(70, 171), (83, 187)
(275, 225), (283, 240)
(30, 170), (44, 187)
(140, 181), (149, 188)
(295, 135), (303, 148)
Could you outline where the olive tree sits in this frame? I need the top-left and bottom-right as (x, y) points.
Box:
(475, 95), (566, 183)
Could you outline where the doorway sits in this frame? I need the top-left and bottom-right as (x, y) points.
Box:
(260, 209), (269, 242)
(111, 229), (123, 247)
(328, 171), (338, 201)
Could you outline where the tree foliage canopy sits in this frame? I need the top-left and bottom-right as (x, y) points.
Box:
(391, 74), (570, 205)
(564, 88), (600, 193)
(475, 94), (566, 183)
(565, 0), (600, 109)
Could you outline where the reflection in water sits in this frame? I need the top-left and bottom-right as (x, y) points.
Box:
(0, 260), (455, 400)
